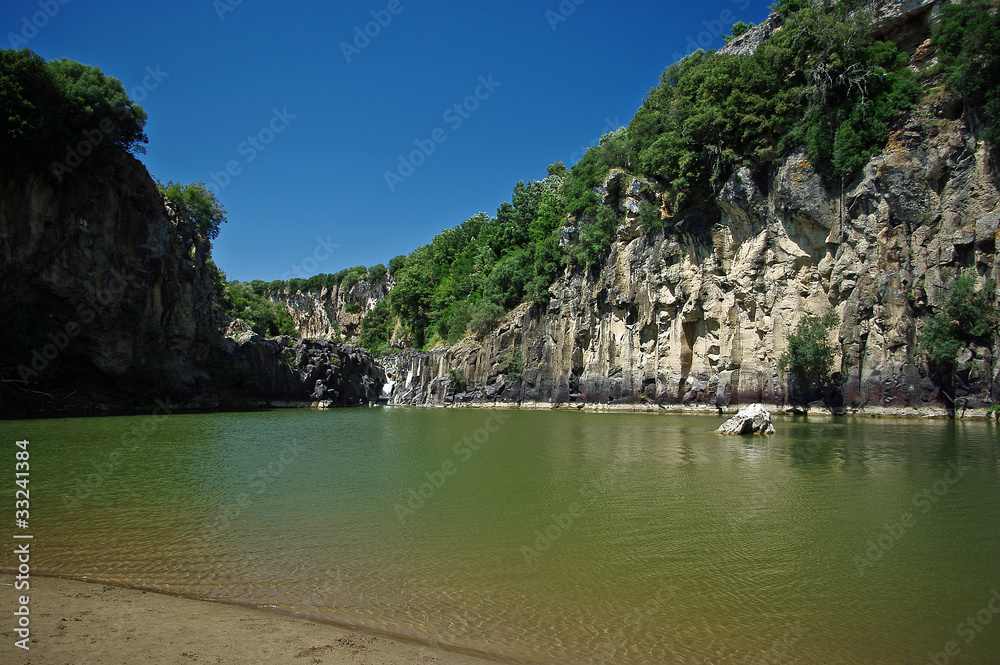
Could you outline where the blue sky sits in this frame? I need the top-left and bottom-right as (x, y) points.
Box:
(5, 0), (771, 282)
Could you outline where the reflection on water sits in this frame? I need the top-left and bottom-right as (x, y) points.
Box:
(2, 409), (999, 664)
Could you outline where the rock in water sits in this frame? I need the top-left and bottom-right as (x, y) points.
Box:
(717, 403), (775, 435)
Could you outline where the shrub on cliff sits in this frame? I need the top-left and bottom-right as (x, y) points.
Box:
(919, 274), (998, 368)
(224, 282), (298, 338)
(265, 1), (927, 350)
(157, 181), (227, 240)
(932, 0), (1000, 146)
(0, 48), (147, 178)
(358, 297), (395, 354)
(629, 1), (918, 211)
(780, 310), (839, 401)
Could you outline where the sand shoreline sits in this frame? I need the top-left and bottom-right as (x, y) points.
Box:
(1, 573), (506, 665)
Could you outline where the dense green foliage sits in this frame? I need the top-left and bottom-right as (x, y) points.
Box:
(386, 179), (574, 347)
(630, 1), (918, 211)
(780, 311), (839, 396)
(0, 48), (147, 177)
(918, 274), (998, 368)
(358, 297), (394, 354)
(157, 181), (228, 240)
(255, 264), (389, 295)
(932, 0), (1000, 145)
(223, 281), (299, 337)
(724, 21), (753, 44)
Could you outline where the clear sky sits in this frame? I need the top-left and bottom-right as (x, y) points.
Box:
(4, 0), (771, 282)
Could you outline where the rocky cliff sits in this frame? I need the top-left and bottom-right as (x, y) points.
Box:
(0, 154), (225, 414)
(0, 151), (396, 416)
(225, 330), (385, 406)
(383, 100), (1000, 415)
(268, 276), (392, 341)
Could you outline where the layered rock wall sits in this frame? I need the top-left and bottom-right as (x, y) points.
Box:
(385, 109), (1000, 414)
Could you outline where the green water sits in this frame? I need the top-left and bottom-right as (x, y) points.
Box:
(2, 408), (1000, 664)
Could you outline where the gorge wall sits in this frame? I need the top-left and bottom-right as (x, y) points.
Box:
(384, 104), (1000, 414)
(268, 276), (391, 341)
(0, 154), (386, 415)
(0, 154), (225, 414)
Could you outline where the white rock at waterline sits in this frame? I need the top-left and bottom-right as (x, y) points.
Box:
(717, 403), (775, 435)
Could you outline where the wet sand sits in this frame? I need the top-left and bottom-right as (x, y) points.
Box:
(1, 573), (505, 665)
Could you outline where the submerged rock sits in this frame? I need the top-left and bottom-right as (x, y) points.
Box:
(717, 403), (775, 435)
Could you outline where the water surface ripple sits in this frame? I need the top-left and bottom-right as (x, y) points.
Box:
(3, 409), (999, 664)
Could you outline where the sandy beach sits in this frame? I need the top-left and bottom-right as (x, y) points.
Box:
(1, 573), (504, 665)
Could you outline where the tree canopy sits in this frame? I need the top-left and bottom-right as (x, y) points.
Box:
(157, 181), (228, 240)
(0, 48), (147, 178)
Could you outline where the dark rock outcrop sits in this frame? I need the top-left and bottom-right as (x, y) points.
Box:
(0, 154), (224, 415)
(228, 334), (384, 406)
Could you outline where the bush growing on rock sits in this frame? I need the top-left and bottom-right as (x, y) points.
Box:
(358, 298), (395, 354)
(223, 282), (298, 338)
(780, 311), (839, 402)
(918, 274), (998, 369)
(158, 181), (227, 240)
(932, 0), (1000, 146)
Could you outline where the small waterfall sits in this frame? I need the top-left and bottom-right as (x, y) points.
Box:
(380, 375), (396, 402)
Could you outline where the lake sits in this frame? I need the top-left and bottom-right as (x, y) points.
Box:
(2, 408), (999, 664)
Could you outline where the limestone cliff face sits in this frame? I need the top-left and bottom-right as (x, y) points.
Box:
(0, 154), (224, 413)
(268, 276), (391, 341)
(384, 106), (1000, 413)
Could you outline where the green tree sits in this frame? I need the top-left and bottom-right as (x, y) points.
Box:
(388, 255), (408, 276)
(157, 181), (228, 240)
(224, 282), (298, 337)
(637, 199), (663, 235)
(919, 274), (998, 368)
(47, 57), (148, 156)
(724, 21), (752, 43)
(0, 49), (148, 177)
(932, 0), (1000, 145)
(547, 161), (568, 176)
(358, 297), (395, 353)
(470, 298), (504, 336)
(629, 2), (918, 213)
(780, 310), (839, 401)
